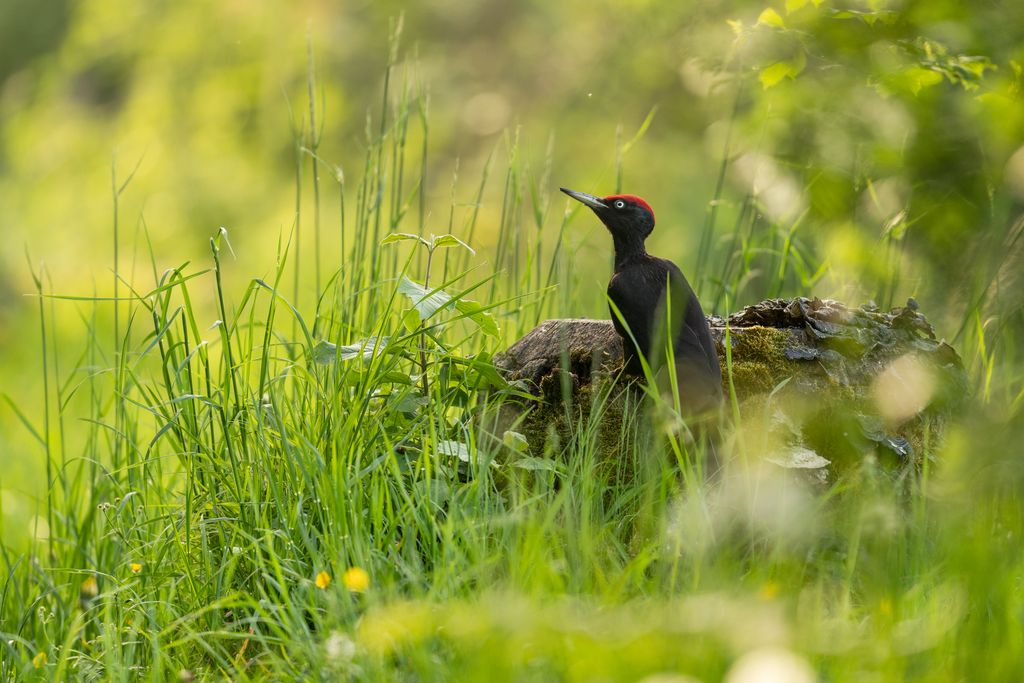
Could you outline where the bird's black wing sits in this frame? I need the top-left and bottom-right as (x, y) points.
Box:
(660, 258), (723, 386)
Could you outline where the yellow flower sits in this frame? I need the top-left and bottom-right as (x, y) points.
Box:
(315, 571), (332, 590)
(343, 567), (370, 593)
(32, 651), (47, 669)
(758, 581), (780, 600)
(81, 576), (99, 597)
(130, 563), (143, 574)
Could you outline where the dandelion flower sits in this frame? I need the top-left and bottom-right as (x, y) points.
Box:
(130, 563), (143, 574)
(32, 651), (47, 669)
(81, 576), (98, 597)
(342, 567), (370, 593)
(315, 571), (332, 590)
(758, 581), (780, 600)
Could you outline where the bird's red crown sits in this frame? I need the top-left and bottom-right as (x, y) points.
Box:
(604, 194), (654, 223)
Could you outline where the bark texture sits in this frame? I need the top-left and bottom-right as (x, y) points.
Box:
(490, 298), (965, 482)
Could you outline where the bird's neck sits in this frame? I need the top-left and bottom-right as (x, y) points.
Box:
(612, 235), (648, 272)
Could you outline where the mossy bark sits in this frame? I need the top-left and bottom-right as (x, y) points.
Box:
(488, 298), (966, 482)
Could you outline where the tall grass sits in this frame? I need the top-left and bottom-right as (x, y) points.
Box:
(3, 45), (1024, 683)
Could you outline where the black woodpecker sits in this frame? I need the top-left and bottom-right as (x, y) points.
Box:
(560, 188), (723, 418)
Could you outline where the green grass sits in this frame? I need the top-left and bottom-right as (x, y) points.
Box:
(3, 54), (1024, 683)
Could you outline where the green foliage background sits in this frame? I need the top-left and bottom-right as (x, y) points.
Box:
(1, 0), (1023, 678)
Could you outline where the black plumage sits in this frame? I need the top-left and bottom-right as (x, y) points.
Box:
(561, 188), (723, 417)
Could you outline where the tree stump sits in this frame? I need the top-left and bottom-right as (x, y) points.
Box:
(489, 298), (966, 483)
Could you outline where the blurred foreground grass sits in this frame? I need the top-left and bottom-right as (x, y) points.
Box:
(2, 1), (1024, 680)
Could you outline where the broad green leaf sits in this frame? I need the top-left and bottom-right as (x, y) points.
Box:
(785, 0), (807, 13)
(503, 430), (530, 453)
(438, 440), (471, 462)
(452, 299), (500, 337)
(311, 337), (388, 364)
(465, 353), (512, 389)
(757, 8), (785, 28)
(398, 277), (499, 337)
(831, 8), (897, 25)
(759, 63), (790, 89)
(431, 234), (475, 254)
(402, 307), (421, 332)
(393, 393), (428, 413)
(414, 479), (452, 507)
(381, 232), (430, 248)
(766, 446), (830, 470)
(511, 456), (563, 472)
(398, 276), (453, 319)
(902, 67), (944, 95)
(759, 51), (806, 89)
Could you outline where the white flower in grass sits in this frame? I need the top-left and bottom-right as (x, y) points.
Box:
(725, 647), (815, 683)
(325, 631), (357, 669)
(638, 674), (702, 683)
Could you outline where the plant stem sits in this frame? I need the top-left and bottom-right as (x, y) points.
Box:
(419, 246), (434, 397)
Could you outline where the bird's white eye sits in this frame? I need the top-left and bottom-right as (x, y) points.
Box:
(614, 200), (626, 209)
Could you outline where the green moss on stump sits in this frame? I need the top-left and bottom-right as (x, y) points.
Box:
(492, 305), (965, 480)
(723, 326), (794, 397)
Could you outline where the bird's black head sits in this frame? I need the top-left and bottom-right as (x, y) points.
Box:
(560, 188), (656, 242)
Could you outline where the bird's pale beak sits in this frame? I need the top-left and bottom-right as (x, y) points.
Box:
(560, 187), (607, 210)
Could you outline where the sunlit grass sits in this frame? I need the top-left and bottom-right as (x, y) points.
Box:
(3, 29), (1024, 683)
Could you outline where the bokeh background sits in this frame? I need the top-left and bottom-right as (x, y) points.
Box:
(2, 0), (1023, 545)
